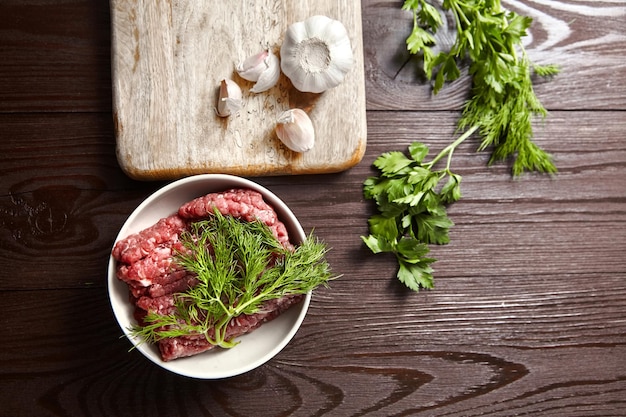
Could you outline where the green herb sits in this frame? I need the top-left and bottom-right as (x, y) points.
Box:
(130, 210), (336, 348)
(402, 0), (559, 175)
(362, 130), (474, 291)
(361, 1), (560, 292)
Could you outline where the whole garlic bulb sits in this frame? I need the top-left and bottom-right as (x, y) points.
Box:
(280, 15), (354, 94)
(275, 109), (315, 152)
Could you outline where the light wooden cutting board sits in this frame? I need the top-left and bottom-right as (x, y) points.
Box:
(110, 0), (367, 180)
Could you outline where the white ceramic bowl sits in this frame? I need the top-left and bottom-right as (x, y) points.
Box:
(107, 174), (310, 379)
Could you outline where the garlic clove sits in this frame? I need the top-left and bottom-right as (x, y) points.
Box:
(236, 49), (280, 93)
(236, 50), (268, 82)
(280, 15), (354, 94)
(275, 108), (315, 153)
(250, 51), (280, 93)
(216, 79), (243, 117)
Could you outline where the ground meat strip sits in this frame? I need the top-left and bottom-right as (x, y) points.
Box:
(112, 214), (187, 265)
(125, 270), (199, 299)
(145, 274), (199, 298)
(158, 294), (304, 361)
(135, 293), (177, 316)
(177, 188), (292, 250)
(115, 241), (188, 287)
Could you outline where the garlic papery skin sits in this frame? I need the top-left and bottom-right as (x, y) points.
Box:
(216, 79), (243, 117)
(275, 109), (315, 152)
(236, 49), (280, 93)
(280, 15), (354, 94)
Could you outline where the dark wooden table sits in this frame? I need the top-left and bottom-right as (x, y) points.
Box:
(2, 1), (625, 416)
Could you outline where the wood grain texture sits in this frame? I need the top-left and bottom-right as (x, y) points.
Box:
(1, 0), (626, 416)
(363, 0), (626, 111)
(0, 0), (112, 113)
(110, 0), (367, 180)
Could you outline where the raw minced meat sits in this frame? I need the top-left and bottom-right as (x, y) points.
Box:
(178, 188), (293, 250)
(112, 215), (187, 265)
(111, 188), (300, 361)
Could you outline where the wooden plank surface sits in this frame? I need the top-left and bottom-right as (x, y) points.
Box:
(110, 0), (367, 179)
(363, 0), (626, 112)
(1, 0), (626, 416)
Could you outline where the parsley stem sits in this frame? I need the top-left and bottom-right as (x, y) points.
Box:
(426, 124), (479, 171)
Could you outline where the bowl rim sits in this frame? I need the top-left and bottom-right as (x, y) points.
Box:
(107, 174), (311, 379)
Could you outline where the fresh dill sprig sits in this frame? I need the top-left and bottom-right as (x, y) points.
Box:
(402, 0), (560, 175)
(130, 210), (336, 348)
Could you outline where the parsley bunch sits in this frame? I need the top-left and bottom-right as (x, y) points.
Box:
(362, 1), (560, 291)
(131, 210), (336, 348)
(362, 129), (475, 291)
